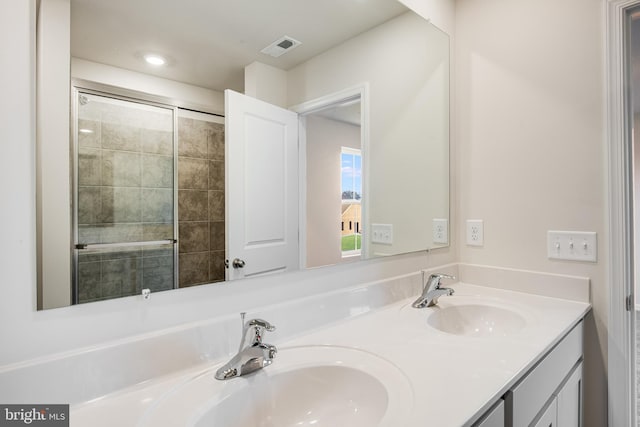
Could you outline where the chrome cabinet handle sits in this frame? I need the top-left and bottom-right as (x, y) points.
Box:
(232, 258), (246, 269)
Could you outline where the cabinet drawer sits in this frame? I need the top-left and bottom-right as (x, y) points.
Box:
(506, 322), (583, 427)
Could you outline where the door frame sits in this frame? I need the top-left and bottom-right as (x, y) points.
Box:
(606, 1), (638, 425)
(289, 83), (370, 268)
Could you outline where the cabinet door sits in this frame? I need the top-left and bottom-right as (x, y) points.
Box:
(475, 400), (504, 427)
(557, 362), (583, 427)
(533, 397), (558, 427)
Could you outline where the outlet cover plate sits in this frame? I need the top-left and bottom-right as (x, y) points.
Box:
(432, 219), (448, 244)
(466, 219), (484, 246)
(547, 231), (597, 262)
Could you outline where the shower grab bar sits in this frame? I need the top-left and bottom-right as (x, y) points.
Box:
(75, 239), (177, 250)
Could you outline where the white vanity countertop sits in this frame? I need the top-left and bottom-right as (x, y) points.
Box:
(71, 283), (590, 427)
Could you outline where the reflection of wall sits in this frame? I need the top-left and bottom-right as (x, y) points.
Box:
(177, 112), (226, 287)
(306, 115), (360, 268)
(288, 12), (449, 257)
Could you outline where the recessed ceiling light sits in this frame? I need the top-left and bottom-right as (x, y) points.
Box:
(79, 129), (94, 134)
(144, 54), (166, 66)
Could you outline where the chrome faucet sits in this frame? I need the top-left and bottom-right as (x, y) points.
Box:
(215, 316), (277, 380)
(412, 272), (455, 308)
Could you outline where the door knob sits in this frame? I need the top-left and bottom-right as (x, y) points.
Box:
(232, 258), (246, 269)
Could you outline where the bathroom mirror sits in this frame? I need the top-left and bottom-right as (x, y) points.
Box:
(36, 0), (449, 309)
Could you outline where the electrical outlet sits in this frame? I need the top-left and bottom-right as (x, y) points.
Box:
(466, 219), (484, 246)
(432, 219), (448, 244)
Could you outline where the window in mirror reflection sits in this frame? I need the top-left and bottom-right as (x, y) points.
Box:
(341, 148), (362, 257)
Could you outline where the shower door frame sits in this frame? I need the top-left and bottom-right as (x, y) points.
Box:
(70, 80), (182, 303)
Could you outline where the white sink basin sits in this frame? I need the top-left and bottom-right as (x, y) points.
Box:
(427, 304), (526, 337)
(139, 346), (413, 427)
(196, 365), (387, 427)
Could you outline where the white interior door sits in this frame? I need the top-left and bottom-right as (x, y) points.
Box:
(225, 89), (299, 280)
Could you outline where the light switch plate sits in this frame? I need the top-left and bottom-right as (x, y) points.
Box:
(547, 231), (597, 262)
(432, 219), (448, 244)
(371, 223), (393, 245)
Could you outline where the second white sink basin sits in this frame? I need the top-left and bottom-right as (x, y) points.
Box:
(427, 304), (526, 337)
(139, 345), (414, 427)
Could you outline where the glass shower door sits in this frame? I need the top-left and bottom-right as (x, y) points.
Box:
(73, 90), (177, 304)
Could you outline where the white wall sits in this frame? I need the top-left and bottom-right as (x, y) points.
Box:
(37, 0), (71, 309)
(398, 0), (455, 35)
(244, 61), (287, 108)
(0, 0), (456, 368)
(306, 115), (360, 268)
(455, 0), (606, 425)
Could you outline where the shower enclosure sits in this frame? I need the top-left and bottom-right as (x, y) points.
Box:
(72, 85), (224, 304)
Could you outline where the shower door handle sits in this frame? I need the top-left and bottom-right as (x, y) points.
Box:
(232, 258), (246, 269)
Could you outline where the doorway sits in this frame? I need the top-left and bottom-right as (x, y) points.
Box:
(291, 84), (369, 269)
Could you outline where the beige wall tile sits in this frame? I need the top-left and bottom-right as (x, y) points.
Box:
(208, 160), (224, 191)
(78, 119), (101, 148)
(142, 129), (173, 155)
(101, 187), (142, 223)
(179, 222), (209, 253)
(210, 220), (224, 251)
(101, 122), (142, 152)
(209, 191), (224, 221)
(77, 186), (101, 224)
(102, 151), (141, 187)
(178, 117), (208, 159)
(207, 122), (225, 161)
(209, 250), (226, 282)
(143, 154), (173, 188)
(142, 188), (173, 223)
(178, 157), (208, 190)
(78, 147), (102, 186)
(179, 252), (209, 287)
(178, 190), (208, 222)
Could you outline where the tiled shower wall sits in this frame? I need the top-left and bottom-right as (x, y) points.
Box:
(76, 95), (175, 303)
(75, 96), (225, 303)
(177, 116), (226, 287)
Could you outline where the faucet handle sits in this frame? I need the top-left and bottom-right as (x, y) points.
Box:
(422, 272), (456, 291)
(246, 318), (276, 332)
(240, 318), (276, 350)
(430, 273), (455, 281)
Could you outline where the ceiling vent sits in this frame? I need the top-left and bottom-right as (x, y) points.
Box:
(260, 36), (302, 58)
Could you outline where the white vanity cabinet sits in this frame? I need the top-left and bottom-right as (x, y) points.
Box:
(505, 322), (583, 427)
(529, 361), (583, 427)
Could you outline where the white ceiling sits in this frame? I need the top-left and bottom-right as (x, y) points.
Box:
(70, 0), (408, 92)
